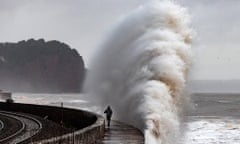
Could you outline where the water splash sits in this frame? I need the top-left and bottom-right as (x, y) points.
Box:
(85, 0), (193, 143)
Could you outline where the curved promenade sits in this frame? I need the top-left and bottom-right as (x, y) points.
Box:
(98, 121), (144, 144)
(0, 102), (104, 143)
(0, 102), (144, 144)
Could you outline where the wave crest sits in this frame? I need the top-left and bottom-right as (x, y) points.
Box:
(85, 1), (193, 144)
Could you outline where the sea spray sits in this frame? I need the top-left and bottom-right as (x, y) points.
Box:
(85, 0), (193, 143)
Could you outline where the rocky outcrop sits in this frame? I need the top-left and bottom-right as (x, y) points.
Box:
(0, 39), (85, 93)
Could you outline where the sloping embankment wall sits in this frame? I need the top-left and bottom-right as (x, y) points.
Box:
(0, 102), (105, 144)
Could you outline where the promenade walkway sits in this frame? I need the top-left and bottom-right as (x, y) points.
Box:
(98, 121), (144, 144)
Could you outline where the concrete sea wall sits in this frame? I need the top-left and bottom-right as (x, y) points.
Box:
(0, 102), (105, 144)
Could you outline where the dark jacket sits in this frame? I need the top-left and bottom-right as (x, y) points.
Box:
(104, 106), (113, 120)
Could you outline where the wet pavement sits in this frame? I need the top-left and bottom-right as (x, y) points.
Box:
(97, 121), (144, 144)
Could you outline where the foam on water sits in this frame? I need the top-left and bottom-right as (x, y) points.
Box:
(181, 118), (240, 144)
(85, 0), (193, 143)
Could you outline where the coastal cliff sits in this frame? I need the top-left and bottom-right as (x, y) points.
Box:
(0, 39), (85, 93)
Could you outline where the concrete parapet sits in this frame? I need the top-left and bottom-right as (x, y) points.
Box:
(34, 115), (105, 144)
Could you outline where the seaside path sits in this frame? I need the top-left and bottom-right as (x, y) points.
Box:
(97, 120), (144, 144)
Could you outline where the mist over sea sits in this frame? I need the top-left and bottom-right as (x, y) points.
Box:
(11, 93), (101, 113)
(7, 92), (240, 144)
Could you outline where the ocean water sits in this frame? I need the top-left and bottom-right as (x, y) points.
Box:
(7, 93), (240, 144)
(181, 93), (240, 144)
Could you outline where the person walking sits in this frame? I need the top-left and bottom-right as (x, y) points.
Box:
(104, 105), (113, 128)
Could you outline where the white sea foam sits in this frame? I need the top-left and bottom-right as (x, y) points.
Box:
(181, 118), (240, 144)
(85, 0), (193, 143)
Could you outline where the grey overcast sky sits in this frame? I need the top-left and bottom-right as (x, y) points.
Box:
(0, 0), (239, 80)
